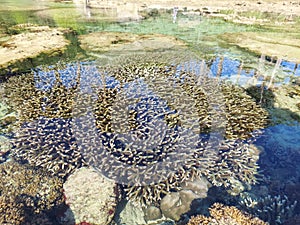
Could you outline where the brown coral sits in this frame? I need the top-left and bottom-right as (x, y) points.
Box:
(12, 117), (84, 178)
(0, 195), (26, 225)
(2, 62), (79, 123)
(188, 203), (268, 225)
(0, 161), (64, 224)
(3, 53), (268, 206)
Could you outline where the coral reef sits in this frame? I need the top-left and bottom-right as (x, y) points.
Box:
(0, 161), (64, 224)
(187, 203), (268, 225)
(0, 195), (26, 225)
(221, 83), (268, 139)
(239, 195), (298, 225)
(0, 101), (17, 133)
(74, 55), (267, 205)
(3, 62), (80, 122)
(0, 135), (10, 163)
(3, 53), (268, 206)
(3, 63), (85, 178)
(62, 167), (118, 225)
(12, 117), (84, 178)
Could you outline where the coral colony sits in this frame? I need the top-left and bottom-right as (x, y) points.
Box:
(187, 203), (268, 225)
(1, 52), (271, 223)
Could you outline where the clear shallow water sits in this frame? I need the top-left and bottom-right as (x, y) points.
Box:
(0, 1), (300, 225)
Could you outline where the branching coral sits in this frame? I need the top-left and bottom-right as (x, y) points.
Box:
(4, 63), (85, 178)
(221, 83), (268, 139)
(207, 142), (261, 191)
(187, 203), (268, 225)
(0, 195), (26, 225)
(0, 161), (64, 224)
(12, 117), (84, 178)
(239, 195), (298, 225)
(73, 54), (268, 205)
(2, 52), (268, 206)
(2, 62), (80, 122)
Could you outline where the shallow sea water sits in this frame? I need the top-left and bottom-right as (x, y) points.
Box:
(0, 1), (300, 225)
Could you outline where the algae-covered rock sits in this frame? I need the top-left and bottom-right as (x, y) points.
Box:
(0, 24), (70, 74)
(117, 200), (147, 225)
(79, 32), (187, 55)
(144, 205), (163, 222)
(63, 167), (118, 225)
(271, 84), (300, 123)
(220, 32), (300, 63)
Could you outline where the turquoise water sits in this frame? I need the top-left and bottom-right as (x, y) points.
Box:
(0, 1), (300, 225)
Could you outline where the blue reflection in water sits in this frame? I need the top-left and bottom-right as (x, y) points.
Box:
(209, 56), (300, 86)
(281, 60), (300, 76)
(33, 62), (120, 93)
(33, 57), (300, 93)
(211, 57), (240, 77)
(254, 123), (300, 171)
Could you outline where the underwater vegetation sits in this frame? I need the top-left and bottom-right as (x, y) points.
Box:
(2, 52), (268, 207)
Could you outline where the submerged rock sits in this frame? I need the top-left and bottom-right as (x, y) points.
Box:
(160, 177), (211, 221)
(63, 167), (118, 225)
(117, 200), (147, 225)
(220, 32), (300, 64)
(0, 24), (70, 74)
(78, 32), (187, 55)
(144, 205), (163, 222)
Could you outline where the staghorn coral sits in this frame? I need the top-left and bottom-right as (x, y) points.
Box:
(12, 116), (84, 178)
(187, 203), (268, 225)
(0, 161), (64, 224)
(2, 62), (80, 123)
(239, 195), (298, 225)
(3, 63), (88, 178)
(74, 55), (267, 205)
(221, 83), (269, 140)
(0, 195), (26, 225)
(207, 142), (262, 192)
(3, 52), (268, 206)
